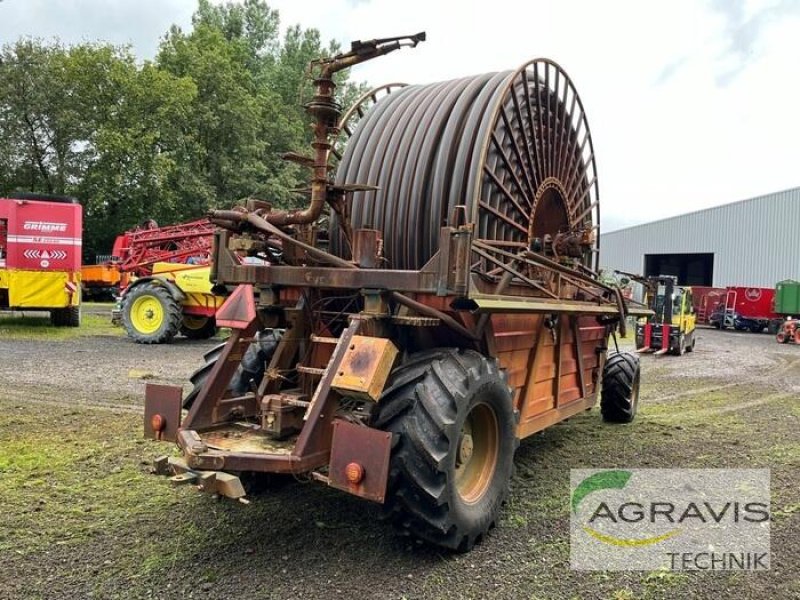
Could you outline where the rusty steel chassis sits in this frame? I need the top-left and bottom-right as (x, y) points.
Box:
(160, 218), (632, 485)
(147, 33), (638, 499)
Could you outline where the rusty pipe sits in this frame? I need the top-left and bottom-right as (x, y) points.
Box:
(210, 208), (477, 341)
(262, 33), (425, 228)
(211, 209), (354, 269)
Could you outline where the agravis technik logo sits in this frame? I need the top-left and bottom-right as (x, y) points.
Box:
(572, 470), (681, 547)
(570, 469), (770, 571)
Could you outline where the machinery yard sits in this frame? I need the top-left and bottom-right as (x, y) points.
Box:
(2, 3), (800, 599)
(1, 321), (797, 600)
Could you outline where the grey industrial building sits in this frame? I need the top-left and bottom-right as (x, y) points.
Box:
(599, 186), (800, 288)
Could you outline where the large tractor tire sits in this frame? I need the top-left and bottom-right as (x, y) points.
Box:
(180, 315), (217, 340)
(600, 352), (641, 423)
(50, 305), (81, 327)
(121, 282), (182, 344)
(183, 329), (282, 409)
(371, 348), (517, 552)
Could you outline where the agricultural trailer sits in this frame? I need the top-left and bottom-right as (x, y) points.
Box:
(144, 33), (649, 551)
(709, 286), (778, 333)
(690, 285), (725, 324)
(0, 193), (82, 326)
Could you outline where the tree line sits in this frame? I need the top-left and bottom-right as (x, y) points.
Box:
(0, 0), (364, 260)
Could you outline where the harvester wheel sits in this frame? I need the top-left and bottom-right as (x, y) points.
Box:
(122, 283), (182, 344)
(50, 305), (81, 327)
(600, 352), (640, 423)
(181, 315), (217, 339)
(371, 349), (517, 552)
(183, 329), (282, 409)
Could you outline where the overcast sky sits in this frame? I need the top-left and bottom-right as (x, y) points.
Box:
(2, 0), (799, 231)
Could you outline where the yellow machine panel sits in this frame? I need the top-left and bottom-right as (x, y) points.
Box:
(152, 263), (215, 295)
(1, 269), (79, 309)
(332, 336), (399, 401)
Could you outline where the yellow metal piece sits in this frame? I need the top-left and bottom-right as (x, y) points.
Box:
(472, 294), (650, 317)
(676, 287), (697, 334)
(0, 269), (79, 308)
(331, 335), (399, 401)
(130, 293), (165, 334)
(147, 264), (225, 311)
(454, 403), (499, 504)
(151, 263), (215, 294)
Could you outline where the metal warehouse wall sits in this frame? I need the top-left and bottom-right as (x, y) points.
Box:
(599, 187), (800, 288)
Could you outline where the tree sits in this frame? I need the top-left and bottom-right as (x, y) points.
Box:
(0, 1), (368, 258)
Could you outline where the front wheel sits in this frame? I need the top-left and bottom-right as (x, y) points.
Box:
(371, 349), (517, 552)
(601, 352), (641, 423)
(685, 333), (696, 353)
(121, 283), (182, 344)
(671, 334), (686, 356)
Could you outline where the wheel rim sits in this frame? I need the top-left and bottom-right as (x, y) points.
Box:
(182, 315), (208, 331)
(454, 403), (499, 504)
(130, 295), (164, 334)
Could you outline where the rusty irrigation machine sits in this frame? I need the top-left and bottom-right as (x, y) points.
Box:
(145, 33), (648, 551)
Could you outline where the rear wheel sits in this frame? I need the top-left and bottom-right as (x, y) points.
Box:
(601, 352), (641, 423)
(183, 329), (282, 409)
(181, 315), (217, 339)
(749, 324), (763, 333)
(122, 283), (182, 344)
(50, 305), (81, 327)
(371, 349), (517, 552)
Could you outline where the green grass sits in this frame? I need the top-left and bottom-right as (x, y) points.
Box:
(0, 404), (175, 557)
(0, 303), (122, 340)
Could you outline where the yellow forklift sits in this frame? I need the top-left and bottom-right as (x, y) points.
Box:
(617, 272), (696, 356)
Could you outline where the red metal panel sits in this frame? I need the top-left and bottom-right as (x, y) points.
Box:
(692, 286), (725, 323)
(726, 286), (777, 319)
(329, 420), (392, 503)
(144, 383), (183, 442)
(215, 284), (257, 328)
(1, 198), (82, 272)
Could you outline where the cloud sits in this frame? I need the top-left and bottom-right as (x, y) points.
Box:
(0, 0), (194, 58)
(654, 56), (689, 86)
(710, 0), (800, 86)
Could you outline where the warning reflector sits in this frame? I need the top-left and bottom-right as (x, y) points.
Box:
(215, 284), (257, 329)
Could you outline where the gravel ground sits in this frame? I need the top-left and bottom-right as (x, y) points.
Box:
(0, 324), (798, 600)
